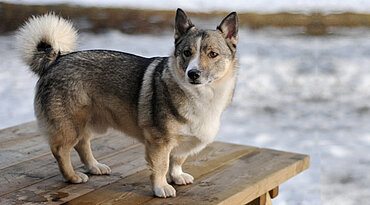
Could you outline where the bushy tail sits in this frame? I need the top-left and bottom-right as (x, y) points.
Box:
(16, 13), (78, 76)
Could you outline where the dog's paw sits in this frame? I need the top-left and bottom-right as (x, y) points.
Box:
(88, 162), (111, 175)
(171, 172), (194, 185)
(153, 184), (176, 198)
(69, 171), (89, 183)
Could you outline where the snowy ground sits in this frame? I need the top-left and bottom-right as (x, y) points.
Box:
(3, 0), (370, 14)
(1, 26), (370, 204)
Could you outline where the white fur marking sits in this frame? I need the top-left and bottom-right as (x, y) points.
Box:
(186, 37), (201, 74)
(170, 165), (194, 185)
(171, 163), (183, 177)
(138, 59), (162, 126)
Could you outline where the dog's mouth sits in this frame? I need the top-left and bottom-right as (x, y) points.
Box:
(188, 78), (215, 85)
(190, 81), (202, 85)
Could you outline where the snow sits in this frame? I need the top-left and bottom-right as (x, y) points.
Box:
(2, 0), (370, 14)
(1, 25), (370, 204)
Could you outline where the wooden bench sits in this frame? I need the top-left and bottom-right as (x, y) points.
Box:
(0, 121), (309, 204)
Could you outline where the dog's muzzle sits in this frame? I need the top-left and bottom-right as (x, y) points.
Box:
(187, 69), (202, 84)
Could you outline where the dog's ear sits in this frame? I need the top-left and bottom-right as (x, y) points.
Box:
(175, 8), (194, 43)
(217, 12), (239, 51)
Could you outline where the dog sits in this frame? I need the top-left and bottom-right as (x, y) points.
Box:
(16, 9), (238, 198)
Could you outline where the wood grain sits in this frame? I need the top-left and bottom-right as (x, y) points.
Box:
(0, 122), (310, 204)
(0, 131), (139, 197)
(0, 122), (113, 169)
(67, 142), (257, 205)
(0, 121), (38, 146)
(141, 149), (309, 205)
(0, 144), (145, 204)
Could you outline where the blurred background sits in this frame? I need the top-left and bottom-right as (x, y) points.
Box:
(1, 0), (370, 204)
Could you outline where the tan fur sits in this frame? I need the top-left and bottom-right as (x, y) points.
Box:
(213, 57), (238, 109)
(144, 130), (177, 197)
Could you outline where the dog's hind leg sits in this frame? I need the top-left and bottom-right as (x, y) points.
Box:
(49, 128), (89, 184)
(74, 130), (111, 175)
(169, 155), (194, 185)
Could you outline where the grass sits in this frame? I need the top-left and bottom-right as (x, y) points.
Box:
(1, 2), (370, 35)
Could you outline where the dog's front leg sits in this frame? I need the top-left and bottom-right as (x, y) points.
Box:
(145, 136), (176, 198)
(169, 155), (194, 185)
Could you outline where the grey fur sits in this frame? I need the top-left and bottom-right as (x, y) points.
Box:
(35, 51), (153, 136)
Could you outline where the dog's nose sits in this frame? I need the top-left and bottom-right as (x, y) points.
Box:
(187, 69), (201, 81)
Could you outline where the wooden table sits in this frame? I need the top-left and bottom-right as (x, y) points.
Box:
(0, 121), (309, 204)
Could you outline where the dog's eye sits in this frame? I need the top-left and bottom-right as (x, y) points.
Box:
(183, 50), (192, 57)
(208, 51), (218, 58)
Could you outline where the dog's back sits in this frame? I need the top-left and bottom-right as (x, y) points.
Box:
(35, 50), (157, 138)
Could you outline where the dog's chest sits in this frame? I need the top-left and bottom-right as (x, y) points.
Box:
(179, 78), (235, 143)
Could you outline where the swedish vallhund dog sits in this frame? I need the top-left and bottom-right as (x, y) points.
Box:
(16, 9), (238, 198)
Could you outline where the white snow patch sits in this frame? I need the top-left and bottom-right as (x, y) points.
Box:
(329, 145), (350, 158)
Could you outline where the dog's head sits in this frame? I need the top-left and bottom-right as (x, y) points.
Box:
(173, 9), (238, 86)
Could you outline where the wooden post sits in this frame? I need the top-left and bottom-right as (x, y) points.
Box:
(247, 192), (272, 205)
(269, 186), (279, 199)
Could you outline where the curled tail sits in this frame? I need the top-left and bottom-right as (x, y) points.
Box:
(16, 13), (78, 76)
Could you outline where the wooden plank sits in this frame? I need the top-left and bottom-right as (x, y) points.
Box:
(143, 148), (309, 205)
(0, 144), (146, 204)
(0, 124), (113, 170)
(0, 122), (113, 169)
(0, 131), (139, 197)
(0, 121), (38, 147)
(66, 142), (258, 205)
(0, 133), (49, 169)
(45, 145), (146, 204)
